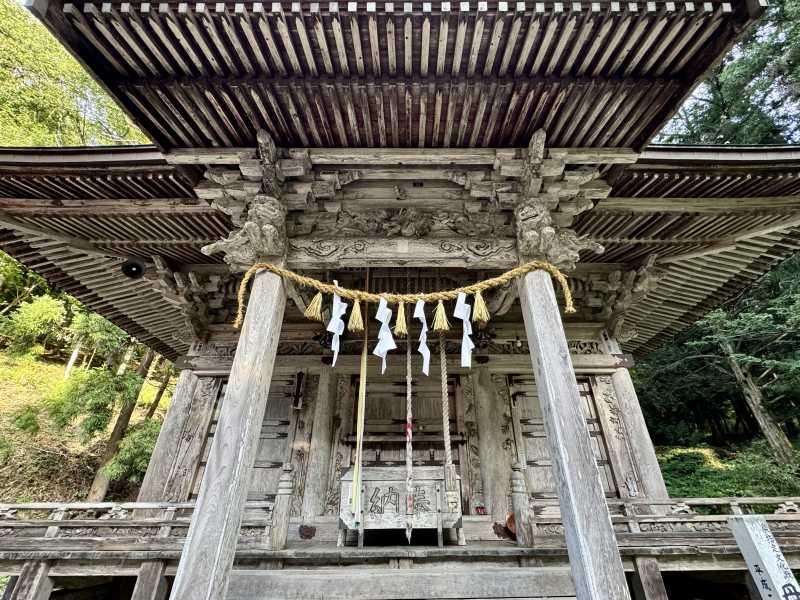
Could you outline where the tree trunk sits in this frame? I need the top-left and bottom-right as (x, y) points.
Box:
(145, 368), (172, 420)
(64, 339), (82, 380)
(87, 349), (157, 501)
(84, 348), (96, 369)
(114, 344), (135, 375)
(0, 284), (38, 316)
(720, 340), (794, 464)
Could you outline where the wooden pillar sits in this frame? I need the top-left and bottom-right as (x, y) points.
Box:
(170, 270), (286, 600)
(473, 367), (512, 522)
(301, 367), (336, 523)
(601, 335), (668, 500)
(518, 270), (630, 600)
(632, 557), (669, 600)
(8, 562), (52, 600)
(510, 462), (533, 547)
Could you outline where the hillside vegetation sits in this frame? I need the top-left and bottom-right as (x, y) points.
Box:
(0, 349), (172, 502)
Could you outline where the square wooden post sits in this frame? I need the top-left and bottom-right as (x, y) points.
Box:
(601, 334), (668, 500)
(301, 367), (336, 524)
(169, 270), (286, 600)
(517, 270), (630, 600)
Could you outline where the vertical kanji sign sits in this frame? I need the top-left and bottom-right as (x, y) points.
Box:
(730, 515), (800, 599)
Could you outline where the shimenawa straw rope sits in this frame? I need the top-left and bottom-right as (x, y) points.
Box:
(233, 260), (575, 329)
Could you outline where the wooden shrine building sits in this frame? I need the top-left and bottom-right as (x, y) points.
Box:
(2, 1), (800, 599)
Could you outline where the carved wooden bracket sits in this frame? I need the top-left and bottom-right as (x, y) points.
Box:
(198, 131), (297, 270)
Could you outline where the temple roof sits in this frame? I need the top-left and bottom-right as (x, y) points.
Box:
(1, 144), (798, 358)
(28, 0), (760, 150)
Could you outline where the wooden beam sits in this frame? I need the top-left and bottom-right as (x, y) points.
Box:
(287, 237), (518, 269)
(548, 148), (639, 164)
(597, 196), (800, 214)
(166, 147), (638, 167)
(0, 198), (208, 215)
(226, 567), (575, 600)
(517, 270), (630, 600)
(0, 211), (130, 260)
(169, 271), (286, 600)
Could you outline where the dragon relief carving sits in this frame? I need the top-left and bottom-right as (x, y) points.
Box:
(288, 208), (514, 239)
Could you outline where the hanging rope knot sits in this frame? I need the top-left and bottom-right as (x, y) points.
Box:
(233, 260), (576, 329)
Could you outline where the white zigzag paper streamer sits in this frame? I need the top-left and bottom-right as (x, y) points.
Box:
(325, 280), (348, 367)
(454, 292), (475, 368)
(372, 297), (397, 374)
(413, 299), (431, 376)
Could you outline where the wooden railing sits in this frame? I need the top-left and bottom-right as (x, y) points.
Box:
(526, 497), (800, 539)
(0, 500), (276, 559)
(1, 496), (799, 561)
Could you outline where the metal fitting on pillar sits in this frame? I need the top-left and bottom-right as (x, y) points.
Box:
(510, 462), (533, 547)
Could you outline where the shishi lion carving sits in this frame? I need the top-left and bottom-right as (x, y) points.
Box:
(514, 198), (603, 271)
(202, 194), (287, 269)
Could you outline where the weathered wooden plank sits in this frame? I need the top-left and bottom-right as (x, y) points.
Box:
(597, 195), (800, 214)
(169, 271), (286, 600)
(138, 373), (222, 503)
(517, 270), (630, 600)
(287, 237), (517, 269)
(474, 368), (513, 521)
(301, 368), (336, 523)
(6, 561), (51, 600)
(731, 515), (800, 600)
(601, 335), (668, 500)
(226, 567), (576, 599)
(632, 557), (669, 600)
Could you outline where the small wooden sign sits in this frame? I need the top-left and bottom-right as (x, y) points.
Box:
(730, 515), (800, 599)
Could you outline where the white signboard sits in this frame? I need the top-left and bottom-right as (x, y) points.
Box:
(730, 515), (800, 599)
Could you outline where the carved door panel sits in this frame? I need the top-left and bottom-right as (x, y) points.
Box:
(192, 373), (301, 504)
(188, 380), (226, 500)
(508, 374), (617, 498)
(351, 374), (459, 470)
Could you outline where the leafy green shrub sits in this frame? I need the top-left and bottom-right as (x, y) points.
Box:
(0, 435), (13, 464)
(47, 368), (143, 441)
(104, 420), (160, 486)
(11, 404), (40, 435)
(1, 296), (65, 352)
(658, 441), (800, 498)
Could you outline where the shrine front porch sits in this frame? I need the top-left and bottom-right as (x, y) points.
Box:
(1, 497), (799, 599)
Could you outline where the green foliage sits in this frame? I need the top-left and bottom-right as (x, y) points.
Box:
(67, 312), (127, 357)
(11, 404), (40, 435)
(0, 0), (148, 146)
(659, 441), (800, 498)
(47, 368), (143, 442)
(0, 295), (66, 352)
(0, 435), (13, 464)
(659, 0), (800, 143)
(635, 255), (800, 446)
(104, 420), (160, 486)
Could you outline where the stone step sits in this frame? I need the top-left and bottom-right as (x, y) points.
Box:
(226, 566), (576, 599)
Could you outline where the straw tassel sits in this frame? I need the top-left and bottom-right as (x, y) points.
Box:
(304, 291), (324, 322)
(432, 299), (450, 333)
(348, 299), (364, 333)
(394, 301), (408, 337)
(472, 290), (490, 328)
